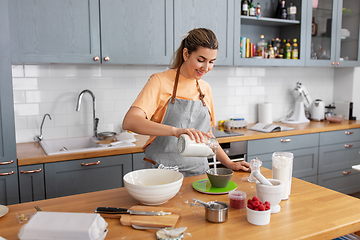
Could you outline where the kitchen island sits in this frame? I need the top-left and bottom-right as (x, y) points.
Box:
(1, 168), (360, 240)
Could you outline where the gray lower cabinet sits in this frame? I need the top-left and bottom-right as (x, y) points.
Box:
(0, 167), (19, 205)
(318, 129), (360, 194)
(247, 133), (320, 184)
(18, 164), (45, 203)
(132, 152), (145, 171)
(44, 154), (132, 199)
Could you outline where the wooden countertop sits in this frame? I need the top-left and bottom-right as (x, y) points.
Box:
(17, 120), (360, 166)
(1, 168), (360, 240)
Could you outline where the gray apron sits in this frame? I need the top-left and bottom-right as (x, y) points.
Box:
(144, 69), (211, 177)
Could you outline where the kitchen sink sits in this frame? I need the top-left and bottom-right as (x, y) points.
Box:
(39, 137), (110, 155)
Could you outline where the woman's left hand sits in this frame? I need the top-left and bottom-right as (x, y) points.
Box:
(227, 161), (251, 172)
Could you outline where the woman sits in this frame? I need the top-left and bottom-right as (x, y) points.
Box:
(122, 28), (250, 177)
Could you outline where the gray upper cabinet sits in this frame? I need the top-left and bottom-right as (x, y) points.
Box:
(100, 0), (173, 65)
(8, 0), (101, 64)
(174, 0), (234, 66)
(8, 0), (173, 65)
(305, 0), (360, 67)
(0, 0), (19, 205)
(234, 0), (307, 66)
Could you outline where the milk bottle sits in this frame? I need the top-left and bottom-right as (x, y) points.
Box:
(272, 152), (294, 200)
(177, 134), (219, 157)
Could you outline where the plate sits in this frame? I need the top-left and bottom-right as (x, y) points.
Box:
(192, 179), (237, 195)
(0, 205), (9, 218)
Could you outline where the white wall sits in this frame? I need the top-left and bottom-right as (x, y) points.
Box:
(12, 65), (335, 143)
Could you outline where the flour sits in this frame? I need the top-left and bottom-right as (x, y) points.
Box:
(272, 152), (294, 200)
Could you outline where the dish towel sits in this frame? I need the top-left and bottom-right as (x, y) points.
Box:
(18, 212), (108, 240)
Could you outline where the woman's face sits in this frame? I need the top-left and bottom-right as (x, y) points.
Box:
(181, 46), (218, 80)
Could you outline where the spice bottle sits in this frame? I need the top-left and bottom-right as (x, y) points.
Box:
(285, 39), (292, 59)
(292, 38), (298, 59)
(256, 3), (261, 18)
(257, 35), (265, 58)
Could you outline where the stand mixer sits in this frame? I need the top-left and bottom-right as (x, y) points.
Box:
(282, 82), (312, 124)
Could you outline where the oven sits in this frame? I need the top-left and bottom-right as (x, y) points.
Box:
(208, 129), (247, 167)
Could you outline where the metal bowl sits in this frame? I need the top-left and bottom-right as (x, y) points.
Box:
(205, 201), (228, 223)
(97, 131), (117, 140)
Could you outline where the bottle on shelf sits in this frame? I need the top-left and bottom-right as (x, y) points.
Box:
(292, 38), (298, 59)
(280, 0), (287, 19)
(241, 0), (249, 16)
(256, 2), (262, 18)
(287, 1), (296, 20)
(285, 39), (292, 59)
(279, 39), (286, 57)
(269, 45), (275, 59)
(257, 35), (265, 58)
(311, 17), (318, 36)
(276, 0), (282, 18)
(249, 0), (256, 17)
(274, 38), (281, 57)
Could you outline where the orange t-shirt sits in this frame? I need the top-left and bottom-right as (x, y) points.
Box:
(131, 69), (216, 149)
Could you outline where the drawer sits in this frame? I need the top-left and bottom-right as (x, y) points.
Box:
(320, 128), (360, 146)
(318, 167), (360, 194)
(318, 141), (360, 174)
(247, 133), (319, 155)
(247, 147), (318, 179)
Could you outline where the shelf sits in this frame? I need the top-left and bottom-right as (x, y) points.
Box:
(240, 16), (300, 27)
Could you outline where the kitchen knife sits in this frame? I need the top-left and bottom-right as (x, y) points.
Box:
(95, 207), (171, 216)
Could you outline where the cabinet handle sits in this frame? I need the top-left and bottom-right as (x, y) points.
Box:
(93, 56), (99, 61)
(20, 168), (42, 174)
(81, 160), (100, 166)
(0, 160), (14, 165)
(280, 139), (291, 142)
(0, 171), (14, 176)
(344, 144), (353, 148)
(343, 170), (352, 175)
(104, 56), (110, 61)
(345, 131), (354, 135)
(337, 62), (340, 65)
(332, 62), (335, 65)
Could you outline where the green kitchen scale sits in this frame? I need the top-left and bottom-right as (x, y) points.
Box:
(192, 179), (237, 195)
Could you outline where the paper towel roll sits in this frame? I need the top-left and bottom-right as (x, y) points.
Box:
(258, 103), (273, 124)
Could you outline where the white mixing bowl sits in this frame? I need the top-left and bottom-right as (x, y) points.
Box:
(123, 169), (184, 205)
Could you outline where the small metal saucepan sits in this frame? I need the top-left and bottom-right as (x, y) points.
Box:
(190, 199), (228, 223)
(97, 131), (117, 140)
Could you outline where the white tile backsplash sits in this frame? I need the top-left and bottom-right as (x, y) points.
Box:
(13, 64), (335, 143)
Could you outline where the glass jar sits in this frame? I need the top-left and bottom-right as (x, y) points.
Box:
(177, 134), (219, 157)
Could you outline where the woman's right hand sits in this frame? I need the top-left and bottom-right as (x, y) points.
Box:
(174, 128), (211, 143)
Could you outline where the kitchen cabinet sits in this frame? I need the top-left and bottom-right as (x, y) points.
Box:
(44, 154), (132, 199)
(318, 128), (360, 193)
(132, 152), (145, 171)
(18, 164), (45, 203)
(233, 0), (307, 66)
(247, 133), (319, 183)
(305, 0), (360, 67)
(174, 0), (234, 66)
(8, 0), (173, 65)
(0, 0), (19, 205)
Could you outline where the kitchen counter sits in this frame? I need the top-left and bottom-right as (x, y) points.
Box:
(1, 168), (360, 240)
(16, 120), (360, 166)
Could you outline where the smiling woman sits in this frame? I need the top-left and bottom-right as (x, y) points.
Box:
(122, 28), (250, 177)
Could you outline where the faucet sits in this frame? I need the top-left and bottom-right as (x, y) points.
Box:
(76, 89), (99, 138)
(35, 113), (52, 141)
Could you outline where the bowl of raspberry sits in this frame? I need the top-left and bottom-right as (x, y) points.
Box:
(246, 196), (271, 225)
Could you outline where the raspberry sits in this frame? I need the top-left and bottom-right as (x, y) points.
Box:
(247, 203), (254, 210)
(264, 201), (270, 205)
(258, 204), (265, 211)
(252, 196), (260, 202)
(247, 199), (253, 205)
(252, 200), (260, 208)
(254, 208), (259, 211)
(265, 205), (271, 210)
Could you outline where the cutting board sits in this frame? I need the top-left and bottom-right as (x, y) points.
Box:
(120, 205), (182, 228)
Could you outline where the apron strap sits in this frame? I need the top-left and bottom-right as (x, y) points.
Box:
(171, 66), (207, 107)
(171, 67), (181, 104)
